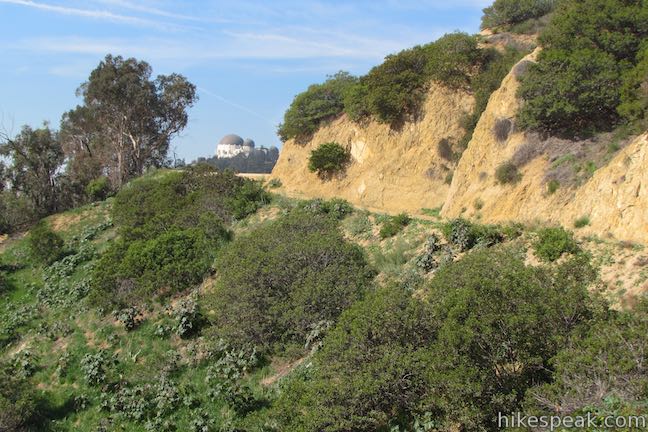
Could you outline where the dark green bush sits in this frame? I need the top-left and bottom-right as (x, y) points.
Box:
(534, 226), (580, 262)
(203, 210), (374, 353)
(271, 286), (436, 431)
(27, 221), (64, 265)
(0, 363), (45, 431)
(85, 176), (112, 202)
(442, 218), (504, 251)
(308, 142), (350, 177)
(344, 33), (490, 125)
(518, 48), (622, 135)
(481, 0), (555, 29)
(522, 300), (647, 419)
(278, 71), (358, 141)
(618, 42), (648, 128)
(423, 248), (596, 430)
(112, 166), (267, 241)
(547, 179), (560, 194)
(91, 227), (224, 308)
(379, 213), (411, 239)
(518, 0), (648, 135)
(495, 161), (522, 184)
(299, 198), (354, 220)
(271, 248), (597, 431)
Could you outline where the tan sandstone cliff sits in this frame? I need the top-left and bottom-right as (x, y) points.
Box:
(271, 51), (648, 243)
(270, 84), (474, 214)
(442, 49), (648, 244)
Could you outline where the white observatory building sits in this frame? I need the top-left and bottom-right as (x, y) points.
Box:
(215, 134), (256, 158)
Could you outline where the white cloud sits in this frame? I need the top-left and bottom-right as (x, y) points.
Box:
(0, 0), (185, 29)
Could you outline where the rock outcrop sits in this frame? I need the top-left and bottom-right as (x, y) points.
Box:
(271, 49), (648, 243)
(270, 84), (474, 214)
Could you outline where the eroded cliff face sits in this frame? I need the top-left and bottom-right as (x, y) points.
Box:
(270, 84), (474, 214)
(272, 50), (648, 243)
(442, 49), (648, 243)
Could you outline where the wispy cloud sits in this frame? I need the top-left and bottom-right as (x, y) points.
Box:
(198, 87), (272, 125)
(91, 0), (231, 24)
(0, 0), (183, 29)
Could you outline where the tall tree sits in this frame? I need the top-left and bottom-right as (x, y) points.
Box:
(0, 124), (65, 215)
(63, 55), (198, 186)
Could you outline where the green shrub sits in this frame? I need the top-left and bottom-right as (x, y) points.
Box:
(522, 299), (648, 419)
(27, 221), (64, 265)
(272, 248), (597, 431)
(423, 248), (596, 430)
(0, 363), (45, 431)
(495, 161), (521, 184)
(91, 227), (221, 307)
(267, 178), (282, 189)
(112, 166), (267, 241)
(517, 0), (648, 135)
(618, 43), (648, 127)
(442, 218), (504, 251)
(345, 212), (373, 238)
(481, 0), (555, 29)
(85, 176), (112, 201)
(547, 179), (560, 194)
(344, 33), (490, 125)
(202, 210), (374, 353)
(278, 71), (357, 141)
(534, 226), (580, 261)
(308, 142), (350, 177)
(379, 213), (411, 239)
(270, 286), (436, 431)
(299, 198), (354, 220)
(573, 216), (590, 228)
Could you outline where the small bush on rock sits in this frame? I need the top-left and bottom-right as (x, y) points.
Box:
(534, 226), (580, 262)
(308, 142), (350, 178)
(495, 161), (522, 184)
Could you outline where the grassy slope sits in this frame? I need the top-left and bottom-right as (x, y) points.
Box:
(1, 189), (646, 430)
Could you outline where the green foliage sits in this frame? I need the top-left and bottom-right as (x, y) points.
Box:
(112, 166), (266, 241)
(299, 198), (354, 220)
(92, 228), (218, 307)
(203, 210), (374, 352)
(0, 363), (45, 431)
(442, 218), (504, 251)
(422, 248), (597, 430)
(267, 178), (282, 189)
(307, 142), (350, 177)
(574, 216), (590, 228)
(495, 161), (522, 184)
(345, 211), (373, 238)
(522, 300), (648, 418)
(85, 176), (112, 201)
(547, 179), (560, 194)
(518, 48), (622, 135)
(273, 248), (598, 431)
(271, 286), (436, 431)
(81, 350), (113, 386)
(379, 213), (411, 239)
(618, 42), (648, 128)
(27, 221), (65, 265)
(534, 226), (580, 261)
(344, 33), (489, 125)
(481, 0), (555, 29)
(518, 0), (648, 135)
(278, 71), (358, 141)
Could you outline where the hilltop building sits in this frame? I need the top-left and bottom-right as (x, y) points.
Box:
(215, 134), (256, 158)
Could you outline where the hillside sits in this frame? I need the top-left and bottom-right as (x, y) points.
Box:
(271, 46), (648, 243)
(272, 83), (474, 213)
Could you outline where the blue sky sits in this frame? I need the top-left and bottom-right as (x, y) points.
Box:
(0, 0), (490, 161)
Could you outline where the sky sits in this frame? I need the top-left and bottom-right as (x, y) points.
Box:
(0, 0), (490, 162)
